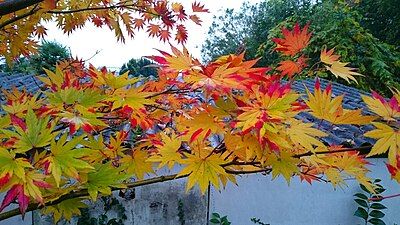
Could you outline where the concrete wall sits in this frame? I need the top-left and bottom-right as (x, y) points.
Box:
(33, 178), (208, 225)
(210, 158), (400, 225)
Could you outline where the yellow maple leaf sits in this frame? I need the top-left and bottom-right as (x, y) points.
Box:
(325, 61), (363, 83)
(286, 119), (327, 151)
(225, 133), (264, 161)
(121, 150), (154, 180)
(109, 88), (155, 110)
(177, 111), (223, 142)
(365, 122), (400, 164)
(269, 151), (299, 183)
(362, 94), (400, 121)
(305, 84), (376, 125)
(147, 133), (183, 169)
(178, 142), (229, 194)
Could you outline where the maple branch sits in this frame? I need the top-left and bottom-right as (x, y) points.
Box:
(46, 4), (156, 16)
(0, 6), (40, 29)
(292, 145), (372, 158)
(0, 0), (43, 16)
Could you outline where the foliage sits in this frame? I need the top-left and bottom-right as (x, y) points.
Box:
(201, 0), (313, 63)
(203, 0), (400, 96)
(0, 41), (70, 74)
(354, 0), (400, 47)
(76, 196), (127, 225)
(0, 0), (399, 223)
(354, 179), (387, 225)
(119, 58), (157, 77)
(0, 0), (208, 64)
(178, 199), (185, 225)
(210, 213), (231, 225)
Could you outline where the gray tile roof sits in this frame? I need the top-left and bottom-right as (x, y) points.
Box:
(0, 73), (375, 148)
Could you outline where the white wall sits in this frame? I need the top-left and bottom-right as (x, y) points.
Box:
(210, 158), (400, 225)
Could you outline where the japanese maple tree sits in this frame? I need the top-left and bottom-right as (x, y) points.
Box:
(0, 0), (399, 222)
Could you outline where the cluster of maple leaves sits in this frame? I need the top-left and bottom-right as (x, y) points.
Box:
(0, 3), (399, 222)
(0, 0), (207, 64)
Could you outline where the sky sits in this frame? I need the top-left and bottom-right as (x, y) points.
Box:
(45, 0), (260, 70)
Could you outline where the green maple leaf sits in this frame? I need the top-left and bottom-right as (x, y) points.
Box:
(42, 198), (87, 223)
(44, 134), (94, 187)
(2, 109), (56, 153)
(84, 163), (128, 200)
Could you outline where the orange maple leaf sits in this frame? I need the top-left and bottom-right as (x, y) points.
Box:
(320, 47), (340, 65)
(272, 23), (311, 56)
(277, 60), (302, 77)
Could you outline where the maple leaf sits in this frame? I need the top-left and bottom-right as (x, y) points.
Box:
(0, 171), (51, 215)
(286, 119), (327, 151)
(84, 164), (128, 201)
(89, 66), (141, 90)
(149, 45), (200, 72)
(225, 133), (264, 161)
(192, 2), (209, 13)
(0, 149), (32, 181)
(41, 198), (86, 223)
(269, 151), (299, 183)
(188, 63), (243, 92)
(178, 142), (229, 194)
(109, 88), (155, 110)
(362, 92), (400, 121)
(121, 150), (154, 180)
(2, 109), (56, 153)
(189, 15), (202, 25)
(147, 133), (183, 169)
(276, 58), (305, 78)
(43, 134), (94, 187)
(364, 122), (400, 164)
(236, 84), (299, 132)
(177, 111), (223, 142)
(320, 47), (340, 65)
(175, 24), (188, 44)
(325, 61), (363, 83)
(386, 155), (400, 183)
(147, 24), (160, 38)
(133, 18), (145, 30)
(305, 80), (376, 125)
(272, 23), (311, 56)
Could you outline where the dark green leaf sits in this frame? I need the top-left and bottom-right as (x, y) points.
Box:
(374, 179), (381, 183)
(360, 184), (372, 193)
(375, 188), (385, 194)
(370, 203), (387, 209)
(355, 199), (368, 208)
(354, 207), (368, 220)
(354, 193), (368, 200)
(212, 213), (220, 218)
(370, 210), (385, 218)
(210, 218), (220, 224)
(368, 218), (386, 225)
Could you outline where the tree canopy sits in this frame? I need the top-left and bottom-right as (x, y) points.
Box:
(119, 58), (157, 77)
(0, 0), (399, 224)
(0, 41), (70, 74)
(202, 0), (400, 96)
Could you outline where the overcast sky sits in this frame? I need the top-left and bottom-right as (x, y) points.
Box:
(45, 0), (260, 69)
